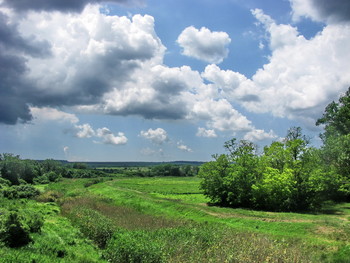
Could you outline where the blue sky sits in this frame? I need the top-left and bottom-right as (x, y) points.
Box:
(1, 0), (350, 161)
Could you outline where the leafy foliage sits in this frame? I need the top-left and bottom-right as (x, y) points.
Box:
(199, 127), (347, 211)
(252, 168), (297, 211)
(2, 184), (40, 199)
(317, 87), (350, 180)
(316, 87), (350, 137)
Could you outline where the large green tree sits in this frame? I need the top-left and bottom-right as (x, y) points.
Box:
(316, 87), (350, 137)
(316, 87), (350, 178)
(199, 139), (261, 208)
(198, 127), (345, 211)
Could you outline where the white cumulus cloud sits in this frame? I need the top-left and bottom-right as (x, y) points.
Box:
(75, 123), (95, 138)
(177, 26), (231, 64)
(191, 98), (253, 133)
(30, 107), (79, 124)
(177, 142), (193, 152)
(96, 127), (128, 145)
(140, 128), (168, 144)
(196, 127), (217, 138)
(243, 129), (277, 142)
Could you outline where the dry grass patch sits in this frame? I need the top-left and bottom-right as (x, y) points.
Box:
(61, 195), (183, 230)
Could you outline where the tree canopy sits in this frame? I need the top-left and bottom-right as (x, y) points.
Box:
(316, 87), (350, 178)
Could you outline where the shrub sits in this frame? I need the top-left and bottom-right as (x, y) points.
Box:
(34, 175), (50, 184)
(24, 210), (44, 233)
(45, 171), (62, 182)
(2, 184), (40, 199)
(36, 190), (63, 203)
(0, 211), (32, 247)
(0, 177), (11, 186)
(104, 230), (166, 263)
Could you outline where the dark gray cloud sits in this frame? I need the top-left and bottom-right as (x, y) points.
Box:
(0, 50), (33, 124)
(310, 0), (350, 22)
(240, 94), (260, 102)
(109, 100), (188, 120)
(0, 12), (52, 124)
(29, 60), (139, 108)
(2, 0), (141, 13)
(0, 12), (51, 58)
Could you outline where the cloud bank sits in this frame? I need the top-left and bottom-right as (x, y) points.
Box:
(2, 0), (349, 146)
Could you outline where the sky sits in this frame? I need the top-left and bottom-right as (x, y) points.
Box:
(0, 0), (350, 162)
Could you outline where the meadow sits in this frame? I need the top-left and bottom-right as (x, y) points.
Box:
(2, 175), (349, 262)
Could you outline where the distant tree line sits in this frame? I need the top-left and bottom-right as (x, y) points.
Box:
(149, 164), (199, 177)
(0, 155), (108, 188)
(101, 164), (199, 177)
(199, 87), (350, 212)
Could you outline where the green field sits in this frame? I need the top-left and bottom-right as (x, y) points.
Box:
(1, 176), (350, 262)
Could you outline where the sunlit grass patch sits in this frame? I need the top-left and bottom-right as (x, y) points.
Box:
(105, 176), (203, 195)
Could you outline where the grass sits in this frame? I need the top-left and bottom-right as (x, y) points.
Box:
(87, 177), (345, 241)
(3, 176), (350, 262)
(44, 177), (350, 261)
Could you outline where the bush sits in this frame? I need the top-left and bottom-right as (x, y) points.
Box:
(0, 211), (32, 247)
(104, 230), (166, 263)
(0, 177), (11, 187)
(36, 190), (62, 203)
(2, 184), (40, 199)
(45, 171), (62, 182)
(24, 210), (44, 233)
(34, 175), (50, 184)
